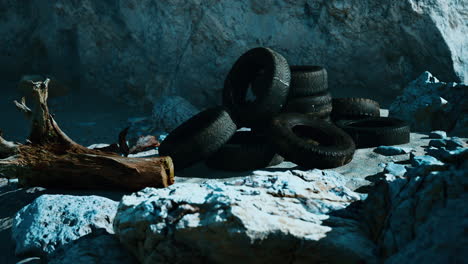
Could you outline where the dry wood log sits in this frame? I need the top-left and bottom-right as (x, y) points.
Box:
(0, 79), (174, 191)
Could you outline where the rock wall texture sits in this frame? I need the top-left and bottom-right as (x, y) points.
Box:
(389, 71), (467, 134)
(0, 0), (466, 109)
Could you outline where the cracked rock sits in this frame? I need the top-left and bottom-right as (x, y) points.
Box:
(361, 144), (467, 263)
(114, 171), (376, 264)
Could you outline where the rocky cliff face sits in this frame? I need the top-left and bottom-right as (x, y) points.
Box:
(0, 0), (466, 109)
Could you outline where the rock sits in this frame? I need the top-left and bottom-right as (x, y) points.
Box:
(361, 145), (468, 262)
(47, 229), (137, 264)
(12, 195), (118, 257)
(389, 72), (467, 132)
(1, 1), (466, 109)
(446, 137), (465, 150)
(374, 146), (412, 156)
(384, 163), (407, 177)
(152, 96), (199, 133)
(367, 169), (466, 262)
(428, 130), (447, 139)
(428, 139), (446, 148)
(428, 137), (465, 150)
(407, 155), (446, 177)
(114, 171), (376, 263)
(410, 155), (444, 167)
(426, 147), (468, 163)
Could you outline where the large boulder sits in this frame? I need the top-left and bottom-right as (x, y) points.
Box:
(0, 0), (466, 108)
(361, 138), (468, 263)
(12, 195), (118, 257)
(389, 71), (467, 134)
(114, 170), (376, 264)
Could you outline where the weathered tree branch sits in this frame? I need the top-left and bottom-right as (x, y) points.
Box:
(14, 97), (32, 120)
(0, 132), (19, 159)
(0, 79), (174, 191)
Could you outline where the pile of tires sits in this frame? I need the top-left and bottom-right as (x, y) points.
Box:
(159, 47), (410, 172)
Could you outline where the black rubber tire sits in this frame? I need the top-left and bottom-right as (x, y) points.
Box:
(331, 98), (380, 120)
(158, 107), (237, 170)
(269, 113), (355, 169)
(335, 117), (410, 148)
(288, 66), (328, 98)
(205, 131), (284, 171)
(283, 92), (332, 116)
(223, 47), (291, 128)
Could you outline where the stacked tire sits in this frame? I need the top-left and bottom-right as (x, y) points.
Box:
(159, 47), (410, 172)
(160, 47), (354, 171)
(282, 66), (333, 122)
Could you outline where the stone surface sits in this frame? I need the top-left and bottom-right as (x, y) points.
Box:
(0, 1), (466, 109)
(389, 71), (467, 133)
(374, 146), (412, 156)
(428, 139), (446, 148)
(361, 145), (468, 263)
(152, 96), (199, 133)
(426, 146), (468, 163)
(410, 155), (444, 167)
(114, 171), (376, 264)
(428, 130), (447, 139)
(384, 162), (407, 177)
(446, 137), (465, 150)
(12, 195), (118, 257)
(47, 229), (137, 264)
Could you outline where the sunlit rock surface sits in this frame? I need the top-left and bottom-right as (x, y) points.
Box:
(12, 195), (118, 257)
(114, 171), (376, 264)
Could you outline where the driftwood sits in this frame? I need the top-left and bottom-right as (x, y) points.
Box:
(0, 79), (174, 191)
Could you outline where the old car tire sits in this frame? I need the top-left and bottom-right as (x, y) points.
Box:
(205, 131), (284, 171)
(283, 92), (332, 116)
(331, 98), (380, 120)
(269, 113), (355, 169)
(159, 107), (237, 170)
(223, 47), (291, 128)
(288, 66), (328, 98)
(335, 117), (410, 148)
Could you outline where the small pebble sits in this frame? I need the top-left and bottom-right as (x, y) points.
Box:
(428, 139), (446, 148)
(428, 130), (447, 139)
(411, 155), (444, 167)
(384, 162), (407, 177)
(374, 146), (412, 156)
